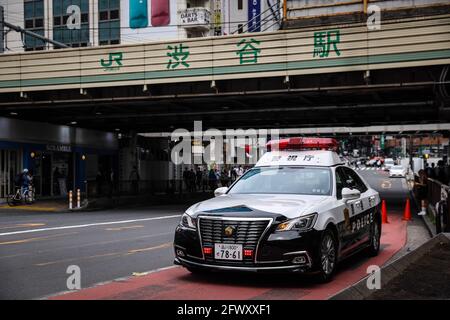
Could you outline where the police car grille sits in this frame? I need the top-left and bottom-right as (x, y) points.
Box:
(199, 218), (270, 248)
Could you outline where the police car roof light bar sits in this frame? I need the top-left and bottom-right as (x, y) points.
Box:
(266, 137), (339, 152)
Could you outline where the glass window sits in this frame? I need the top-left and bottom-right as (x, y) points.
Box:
(238, 0), (243, 10)
(335, 168), (345, 199)
(110, 9), (119, 19)
(54, 16), (61, 26)
(35, 18), (44, 28)
(99, 11), (109, 21)
(24, 2), (34, 19)
(35, 0), (44, 17)
(341, 167), (368, 193)
(98, 0), (120, 45)
(81, 0), (89, 12)
(110, 0), (119, 9)
(228, 167), (332, 196)
(25, 19), (34, 28)
(110, 20), (120, 39)
(99, 0), (109, 11)
(99, 21), (110, 41)
(53, 0), (62, 15)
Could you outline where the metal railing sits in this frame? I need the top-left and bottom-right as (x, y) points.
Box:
(416, 177), (450, 234)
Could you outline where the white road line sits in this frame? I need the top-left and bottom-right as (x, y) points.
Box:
(0, 215), (182, 237)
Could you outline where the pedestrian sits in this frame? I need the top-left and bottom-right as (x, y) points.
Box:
(435, 160), (446, 184)
(183, 168), (189, 191)
(129, 165), (140, 195)
(427, 162), (436, 179)
(208, 168), (218, 191)
(195, 167), (202, 190)
(53, 167), (62, 195)
(189, 168), (196, 192)
(108, 169), (115, 198)
(415, 169), (428, 216)
(96, 170), (104, 196)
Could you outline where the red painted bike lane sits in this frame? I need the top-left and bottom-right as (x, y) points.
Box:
(50, 214), (406, 300)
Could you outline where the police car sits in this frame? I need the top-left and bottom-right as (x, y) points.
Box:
(174, 138), (381, 282)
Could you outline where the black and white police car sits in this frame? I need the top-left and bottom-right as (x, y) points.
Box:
(174, 138), (381, 282)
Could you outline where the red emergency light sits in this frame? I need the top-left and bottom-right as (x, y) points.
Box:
(266, 137), (338, 152)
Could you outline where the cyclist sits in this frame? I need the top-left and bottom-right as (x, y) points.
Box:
(21, 169), (32, 199)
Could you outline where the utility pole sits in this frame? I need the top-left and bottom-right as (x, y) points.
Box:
(0, 6), (4, 53)
(0, 6), (69, 52)
(3, 20), (69, 49)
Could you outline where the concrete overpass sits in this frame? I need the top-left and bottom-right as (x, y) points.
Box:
(0, 13), (449, 132)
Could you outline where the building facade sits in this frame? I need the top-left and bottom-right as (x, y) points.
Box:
(0, 0), (281, 52)
(0, 117), (118, 201)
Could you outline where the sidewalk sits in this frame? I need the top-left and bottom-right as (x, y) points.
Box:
(0, 199), (69, 213)
(0, 192), (213, 214)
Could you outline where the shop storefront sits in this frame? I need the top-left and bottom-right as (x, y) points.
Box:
(0, 117), (118, 202)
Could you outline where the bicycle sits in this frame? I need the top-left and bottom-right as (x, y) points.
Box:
(7, 185), (35, 206)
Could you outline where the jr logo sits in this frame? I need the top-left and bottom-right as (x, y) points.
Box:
(100, 52), (123, 70)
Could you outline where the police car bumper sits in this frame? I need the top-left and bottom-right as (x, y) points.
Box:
(174, 225), (322, 273)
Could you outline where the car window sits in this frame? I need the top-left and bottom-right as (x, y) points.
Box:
(227, 166), (332, 195)
(342, 167), (368, 193)
(335, 168), (346, 199)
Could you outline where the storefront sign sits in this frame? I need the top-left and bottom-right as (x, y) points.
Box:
(179, 8), (210, 26)
(248, 0), (261, 32)
(46, 144), (72, 153)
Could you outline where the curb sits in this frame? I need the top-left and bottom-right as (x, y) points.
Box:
(330, 233), (450, 300)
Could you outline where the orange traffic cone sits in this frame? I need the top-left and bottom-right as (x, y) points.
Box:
(403, 198), (412, 221)
(381, 199), (389, 224)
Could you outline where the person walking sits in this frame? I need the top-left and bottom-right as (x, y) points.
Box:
(208, 168), (218, 191)
(415, 169), (428, 216)
(129, 166), (140, 195)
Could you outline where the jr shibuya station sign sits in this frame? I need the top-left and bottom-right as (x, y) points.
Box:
(0, 14), (450, 93)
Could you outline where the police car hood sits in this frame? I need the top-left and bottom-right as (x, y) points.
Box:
(186, 194), (331, 220)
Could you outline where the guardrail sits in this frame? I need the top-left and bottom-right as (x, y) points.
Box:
(415, 177), (450, 234)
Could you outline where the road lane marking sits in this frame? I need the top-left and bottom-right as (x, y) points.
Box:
(381, 180), (392, 189)
(0, 223), (46, 230)
(0, 214), (181, 237)
(34, 242), (173, 266)
(105, 225), (144, 231)
(0, 232), (79, 245)
(0, 232), (174, 260)
(40, 265), (179, 300)
(126, 242), (172, 254)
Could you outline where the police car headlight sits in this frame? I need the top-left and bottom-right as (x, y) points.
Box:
(276, 213), (318, 232)
(180, 213), (197, 230)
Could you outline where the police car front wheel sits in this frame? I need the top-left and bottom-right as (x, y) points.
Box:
(316, 229), (338, 282)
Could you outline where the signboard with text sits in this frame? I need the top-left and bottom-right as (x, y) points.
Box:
(248, 0), (261, 32)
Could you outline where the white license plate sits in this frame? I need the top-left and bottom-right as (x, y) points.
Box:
(214, 243), (243, 261)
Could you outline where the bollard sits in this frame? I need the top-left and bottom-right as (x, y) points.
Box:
(69, 190), (73, 210)
(77, 189), (81, 209)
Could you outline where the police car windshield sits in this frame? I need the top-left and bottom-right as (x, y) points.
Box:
(228, 167), (331, 195)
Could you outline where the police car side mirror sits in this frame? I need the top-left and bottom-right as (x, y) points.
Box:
(342, 187), (360, 202)
(214, 187), (228, 197)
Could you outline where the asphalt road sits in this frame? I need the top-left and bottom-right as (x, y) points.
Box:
(0, 166), (410, 300)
